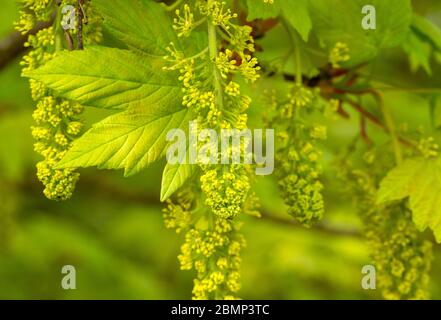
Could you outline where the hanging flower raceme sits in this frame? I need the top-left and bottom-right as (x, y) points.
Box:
(339, 161), (433, 300)
(163, 0), (261, 299)
(163, 190), (245, 300)
(267, 85), (326, 227)
(17, 0), (101, 200)
(164, 0), (260, 218)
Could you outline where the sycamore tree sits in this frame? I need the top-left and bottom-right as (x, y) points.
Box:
(14, 0), (441, 300)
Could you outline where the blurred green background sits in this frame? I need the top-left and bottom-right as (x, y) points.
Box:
(1, 0), (441, 299)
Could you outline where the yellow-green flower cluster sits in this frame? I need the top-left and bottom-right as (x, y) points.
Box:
(371, 205), (432, 300)
(287, 84), (315, 110)
(269, 86), (326, 226)
(165, 0), (260, 217)
(215, 49), (238, 78)
(20, 26), (83, 200)
(339, 162), (433, 300)
(15, 0), (53, 34)
(329, 42), (350, 69)
(164, 45), (221, 127)
(204, 0), (238, 30)
(163, 192), (194, 234)
(418, 137), (439, 158)
(21, 27), (55, 74)
(277, 140), (325, 226)
(200, 165), (251, 219)
(163, 0), (261, 299)
(17, 1), (101, 200)
(80, 2), (104, 45)
(167, 0), (260, 126)
(173, 4), (195, 37)
(31, 95), (84, 200)
(163, 193), (246, 300)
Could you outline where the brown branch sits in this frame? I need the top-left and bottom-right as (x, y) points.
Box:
(360, 114), (372, 145)
(336, 99), (350, 119)
(77, 0), (84, 50)
(345, 99), (383, 128)
(344, 98), (415, 149)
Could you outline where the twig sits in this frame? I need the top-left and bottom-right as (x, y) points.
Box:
(350, 89), (404, 163)
(360, 113), (372, 145)
(344, 98), (414, 148)
(345, 99), (383, 128)
(77, 0), (84, 50)
(336, 99), (350, 119)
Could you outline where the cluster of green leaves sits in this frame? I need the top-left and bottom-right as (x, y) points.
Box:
(377, 157), (441, 242)
(249, 0), (412, 66)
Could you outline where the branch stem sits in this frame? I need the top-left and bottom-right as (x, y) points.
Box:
(77, 0), (84, 50)
(207, 7), (224, 115)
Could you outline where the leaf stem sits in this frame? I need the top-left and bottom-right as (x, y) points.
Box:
(207, 7), (224, 116)
(193, 17), (207, 30)
(373, 87), (441, 94)
(162, 0), (184, 12)
(77, 0), (84, 50)
(293, 36), (302, 86)
(282, 18), (302, 85)
(378, 94), (403, 164)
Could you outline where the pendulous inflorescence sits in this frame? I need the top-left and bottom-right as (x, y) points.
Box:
(338, 150), (433, 300)
(16, 0), (101, 200)
(267, 85), (326, 227)
(164, 0), (260, 219)
(163, 190), (245, 300)
(162, 0), (262, 299)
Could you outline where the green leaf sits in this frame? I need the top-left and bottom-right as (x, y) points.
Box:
(160, 162), (196, 202)
(245, 0), (311, 41)
(412, 14), (441, 52)
(255, 24), (319, 78)
(57, 105), (190, 177)
(403, 14), (441, 73)
(377, 157), (441, 242)
(245, 0), (280, 20)
(25, 46), (181, 110)
(402, 31), (432, 75)
(310, 0), (412, 66)
(279, 0), (312, 42)
(94, 0), (180, 56)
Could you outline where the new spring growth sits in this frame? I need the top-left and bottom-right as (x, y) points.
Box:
(166, 121), (275, 176)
